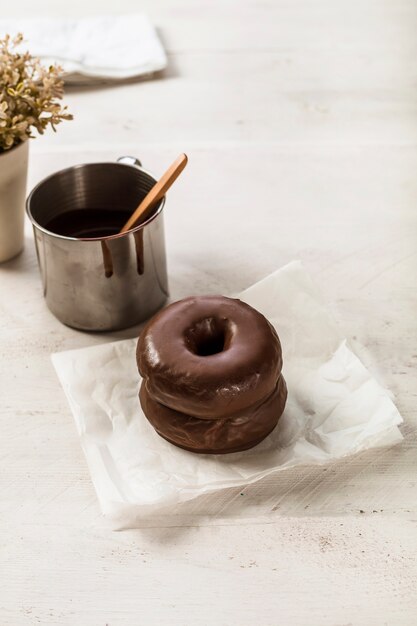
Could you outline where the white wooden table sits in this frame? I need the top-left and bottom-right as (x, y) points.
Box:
(1, 1), (416, 624)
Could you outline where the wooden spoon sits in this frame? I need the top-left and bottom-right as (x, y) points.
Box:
(119, 153), (188, 233)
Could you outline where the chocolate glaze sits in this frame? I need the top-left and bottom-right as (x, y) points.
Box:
(137, 296), (283, 419)
(139, 374), (287, 454)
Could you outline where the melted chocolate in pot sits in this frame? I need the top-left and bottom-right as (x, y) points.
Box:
(44, 208), (133, 238)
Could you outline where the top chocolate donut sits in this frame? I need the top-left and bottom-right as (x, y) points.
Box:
(137, 295), (283, 419)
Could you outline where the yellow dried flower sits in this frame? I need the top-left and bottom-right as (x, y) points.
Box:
(0, 33), (73, 152)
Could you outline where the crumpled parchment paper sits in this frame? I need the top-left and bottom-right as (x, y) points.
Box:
(0, 14), (166, 83)
(52, 262), (403, 523)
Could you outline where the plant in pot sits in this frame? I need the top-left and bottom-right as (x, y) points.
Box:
(0, 33), (72, 263)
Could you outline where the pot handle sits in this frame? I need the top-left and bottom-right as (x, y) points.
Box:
(117, 156), (142, 168)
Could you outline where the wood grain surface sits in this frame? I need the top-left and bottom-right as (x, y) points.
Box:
(0, 1), (416, 624)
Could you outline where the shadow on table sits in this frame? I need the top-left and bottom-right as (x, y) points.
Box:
(0, 237), (37, 273)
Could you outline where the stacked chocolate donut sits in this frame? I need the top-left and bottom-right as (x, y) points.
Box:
(136, 295), (287, 454)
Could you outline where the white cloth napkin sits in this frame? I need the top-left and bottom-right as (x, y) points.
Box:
(0, 14), (167, 83)
(52, 262), (403, 524)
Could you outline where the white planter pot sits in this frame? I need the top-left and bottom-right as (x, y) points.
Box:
(0, 140), (29, 263)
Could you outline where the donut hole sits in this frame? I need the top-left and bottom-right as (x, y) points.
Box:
(184, 317), (229, 357)
(196, 332), (225, 356)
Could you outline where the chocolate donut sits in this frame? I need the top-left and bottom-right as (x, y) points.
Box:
(137, 296), (283, 419)
(140, 375), (287, 454)
(136, 295), (287, 454)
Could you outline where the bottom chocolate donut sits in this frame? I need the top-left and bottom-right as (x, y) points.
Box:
(139, 375), (288, 454)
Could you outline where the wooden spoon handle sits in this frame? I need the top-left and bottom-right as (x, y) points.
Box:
(120, 153), (188, 233)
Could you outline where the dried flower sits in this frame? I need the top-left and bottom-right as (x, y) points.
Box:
(0, 33), (72, 152)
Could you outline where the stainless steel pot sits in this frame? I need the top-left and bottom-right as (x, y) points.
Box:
(26, 156), (168, 331)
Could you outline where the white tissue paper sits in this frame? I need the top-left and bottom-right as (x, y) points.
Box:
(0, 14), (167, 83)
(52, 262), (403, 524)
